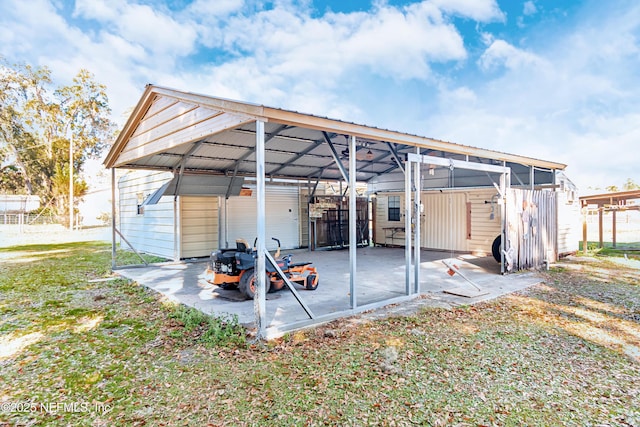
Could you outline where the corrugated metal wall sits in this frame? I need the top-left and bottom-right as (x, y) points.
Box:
(466, 189), (502, 256)
(118, 170), (176, 259)
(224, 185), (300, 250)
(421, 192), (467, 251)
(180, 196), (219, 258)
(506, 189), (557, 270)
(374, 188), (502, 255)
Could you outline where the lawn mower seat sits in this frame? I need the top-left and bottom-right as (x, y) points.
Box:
(236, 238), (251, 253)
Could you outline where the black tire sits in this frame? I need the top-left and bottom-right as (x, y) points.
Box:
(491, 235), (501, 263)
(240, 268), (271, 299)
(219, 282), (238, 290)
(305, 274), (319, 290)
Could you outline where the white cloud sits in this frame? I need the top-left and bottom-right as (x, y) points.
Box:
(426, 2), (640, 191)
(117, 3), (197, 55)
(3, 0), (637, 192)
(74, 0), (119, 21)
(186, 0), (244, 18)
(431, 0), (505, 22)
(523, 1), (537, 16)
(75, 0), (198, 56)
(478, 39), (548, 71)
(214, 1), (467, 90)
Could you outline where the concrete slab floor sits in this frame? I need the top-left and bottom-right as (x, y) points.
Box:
(115, 247), (542, 335)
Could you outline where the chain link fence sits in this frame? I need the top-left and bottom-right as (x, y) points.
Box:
(1, 212), (61, 225)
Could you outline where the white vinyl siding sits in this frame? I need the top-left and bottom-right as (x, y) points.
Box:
(180, 196), (219, 258)
(373, 193), (407, 246)
(118, 170), (176, 259)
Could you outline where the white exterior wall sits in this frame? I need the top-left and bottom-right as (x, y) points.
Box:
(181, 196), (219, 258)
(373, 193), (407, 247)
(557, 191), (580, 255)
(374, 188), (502, 255)
(222, 185), (300, 251)
(466, 188), (502, 256)
(118, 170), (176, 259)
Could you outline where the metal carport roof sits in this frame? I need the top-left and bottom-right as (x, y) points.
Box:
(104, 84), (568, 339)
(104, 85), (566, 186)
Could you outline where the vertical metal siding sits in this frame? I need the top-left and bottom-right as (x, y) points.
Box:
(374, 188), (501, 253)
(467, 189), (502, 256)
(506, 189), (557, 270)
(225, 186), (300, 250)
(421, 192), (467, 251)
(373, 193), (406, 246)
(180, 196), (219, 258)
(299, 190), (309, 247)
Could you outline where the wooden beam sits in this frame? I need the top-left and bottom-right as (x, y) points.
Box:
(583, 208), (588, 255)
(598, 208), (604, 248)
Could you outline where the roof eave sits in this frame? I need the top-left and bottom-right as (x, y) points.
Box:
(104, 84), (567, 172)
(263, 107), (567, 170)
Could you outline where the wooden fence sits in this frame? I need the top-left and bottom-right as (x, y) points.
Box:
(505, 189), (557, 271)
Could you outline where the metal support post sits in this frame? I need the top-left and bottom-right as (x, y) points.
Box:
(255, 120), (267, 339)
(111, 168), (116, 269)
(405, 160), (412, 294)
(413, 149), (421, 294)
(349, 135), (357, 309)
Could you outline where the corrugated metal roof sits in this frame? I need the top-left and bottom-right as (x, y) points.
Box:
(104, 85), (567, 185)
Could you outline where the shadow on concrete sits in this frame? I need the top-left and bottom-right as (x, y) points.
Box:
(116, 246), (541, 337)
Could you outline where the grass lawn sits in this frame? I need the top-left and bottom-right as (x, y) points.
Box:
(1, 242), (639, 426)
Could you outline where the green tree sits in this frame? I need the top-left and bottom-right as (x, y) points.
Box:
(622, 178), (639, 191)
(0, 60), (115, 224)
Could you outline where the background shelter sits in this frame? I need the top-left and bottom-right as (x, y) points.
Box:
(580, 190), (640, 251)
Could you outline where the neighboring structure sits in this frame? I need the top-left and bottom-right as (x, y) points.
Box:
(104, 85), (580, 337)
(0, 195), (40, 225)
(579, 190), (640, 251)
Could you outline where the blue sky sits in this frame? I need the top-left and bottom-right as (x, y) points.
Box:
(1, 0), (638, 192)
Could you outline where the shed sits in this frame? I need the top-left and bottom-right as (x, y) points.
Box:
(104, 85), (578, 338)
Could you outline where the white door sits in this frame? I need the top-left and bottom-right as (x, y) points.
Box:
(226, 186), (299, 250)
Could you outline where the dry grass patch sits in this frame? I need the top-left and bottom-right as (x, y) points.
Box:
(0, 242), (639, 426)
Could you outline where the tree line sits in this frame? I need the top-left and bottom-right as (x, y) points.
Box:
(605, 178), (640, 193)
(0, 59), (115, 225)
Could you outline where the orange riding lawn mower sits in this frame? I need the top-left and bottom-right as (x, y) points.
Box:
(205, 237), (319, 299)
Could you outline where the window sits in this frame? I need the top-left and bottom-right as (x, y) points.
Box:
(388, 196), (400, 221)
(136, 193), (145, 215)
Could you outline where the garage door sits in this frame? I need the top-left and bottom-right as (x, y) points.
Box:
(226, 186), (299, 250)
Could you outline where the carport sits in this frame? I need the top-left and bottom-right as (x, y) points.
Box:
(104, 85), (567, 339)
